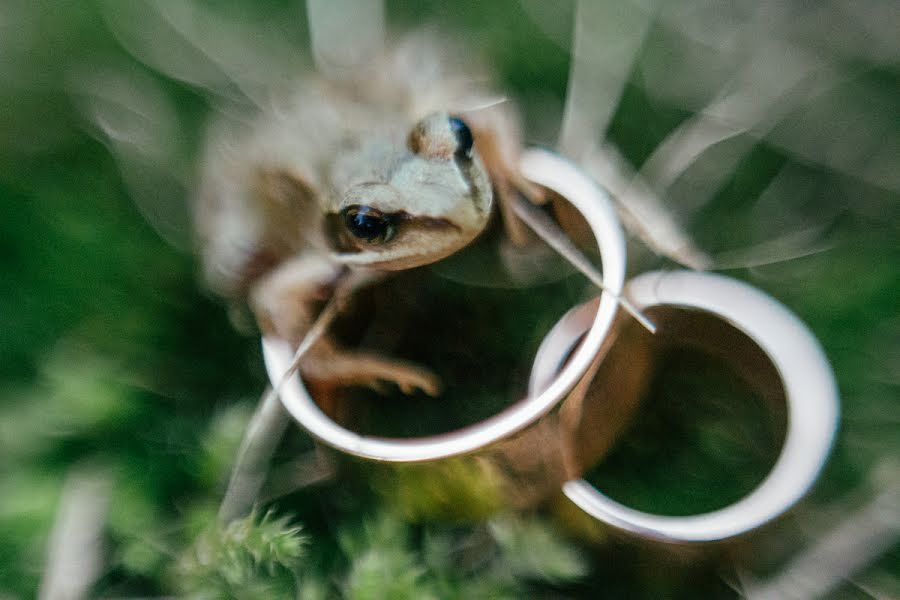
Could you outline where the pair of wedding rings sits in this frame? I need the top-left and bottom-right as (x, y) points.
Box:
(262, 149), (839, 543)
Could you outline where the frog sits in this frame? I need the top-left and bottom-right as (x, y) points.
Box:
(195, 32), (536, 399)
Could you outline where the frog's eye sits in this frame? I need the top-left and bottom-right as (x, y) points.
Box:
(341, 205), (397, 243)
(448, 116), (473, 159)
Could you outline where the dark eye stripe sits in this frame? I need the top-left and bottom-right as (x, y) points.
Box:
(448, 116), (474, 159)
(444, 117), (479, 200)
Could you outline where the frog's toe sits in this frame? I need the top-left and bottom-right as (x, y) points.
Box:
(395, 367), (442, 397)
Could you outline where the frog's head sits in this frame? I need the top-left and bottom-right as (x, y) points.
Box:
(329, 112), (493, 270)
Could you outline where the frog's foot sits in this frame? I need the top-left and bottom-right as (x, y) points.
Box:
(301, 350), (442, 397)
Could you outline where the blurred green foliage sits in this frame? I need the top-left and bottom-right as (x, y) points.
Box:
(1, 1), (897, 598)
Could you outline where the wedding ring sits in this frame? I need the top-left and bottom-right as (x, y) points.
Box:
(532, 270), (840, 542)
(262, 148), (629, 517)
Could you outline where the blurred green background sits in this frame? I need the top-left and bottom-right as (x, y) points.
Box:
(1, 1), (897, 598)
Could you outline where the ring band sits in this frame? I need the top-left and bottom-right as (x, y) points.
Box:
(533, 270), (840, 542)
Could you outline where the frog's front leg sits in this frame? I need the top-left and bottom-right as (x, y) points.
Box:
(466, 102), (546, 247)
(466, 103), (579, 284)
(249, 254), (441, 397)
